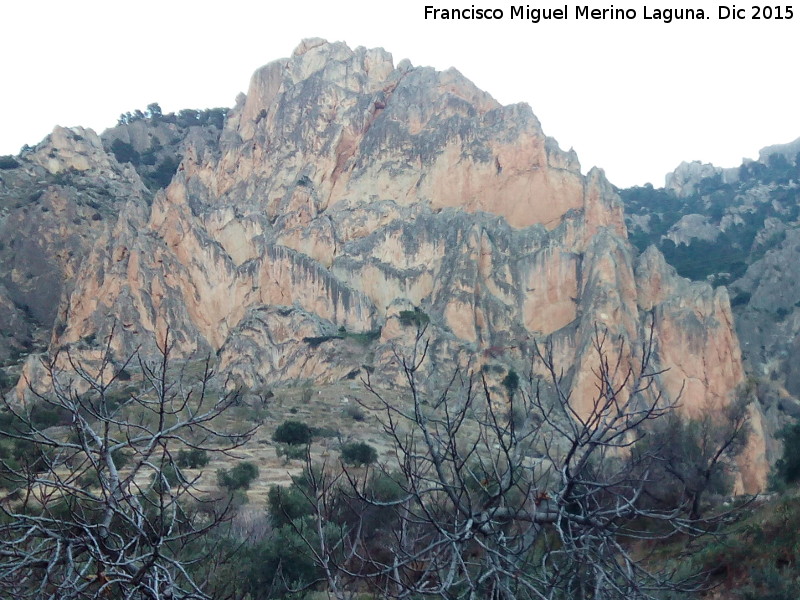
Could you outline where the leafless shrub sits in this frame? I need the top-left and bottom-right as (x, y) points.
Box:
(286, 322), (751, 600)
(0, 327), (256, 599)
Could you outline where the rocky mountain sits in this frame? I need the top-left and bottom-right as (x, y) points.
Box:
(621, 142), (800, 451)
(0, 39), (768, 490)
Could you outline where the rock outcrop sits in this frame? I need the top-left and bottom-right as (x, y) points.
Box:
(758, 136), (800, 164)
(665, 160), (740, 198)
(665, 161), (724, 197)
(0, 126), (150, 364)
(7, 40), (765, 489)
(101, 107), (226, 191)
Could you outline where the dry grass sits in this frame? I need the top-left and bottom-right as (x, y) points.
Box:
(183, 380), (405, 506)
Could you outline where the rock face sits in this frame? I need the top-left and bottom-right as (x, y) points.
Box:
(622, 144), (800, 482)
(664, 214), (722, 246)
(0, 126), (151, 365)
(7, 40), (766, 489)
(0, 108), (226, 377)
(731, 228), (800, 395)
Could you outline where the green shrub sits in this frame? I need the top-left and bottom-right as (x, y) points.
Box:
(0, 156), (19, 169)
(276, 443), (306, 463)
(0, 409), (25, 435)
(176, 109), (199, 127)
(738, 565), (800, 600)
(217, 461), (259, 491)
(146, 102), (162, 119)
(731, 292), (752, 307)
(176, 448), (209, 469)
(241, 522), (324, 599)
(112, 449), (132, 470)
(343, 403), (366, 422)
(365, 470), (406, 502)
(302, 334), (340, 347)
(340, 441), (377, 467)
(10, 438), (52, 473)
(151, 462), (185, 494)
(344, 328), (381, 345)
(110, 139), (139, 165)
(29, 402), (71, 429)
(150, 156), (180, 188)
(273, 420), (312, 445)
(502, 370), (520, 397)
(310, 425), (339, 438)
(0, 370), (12, 392)
(139, 150), (157, 166)
(398, 307), (430, 328)
(267, 485), (313, 528)
(772, 421), (800, 487)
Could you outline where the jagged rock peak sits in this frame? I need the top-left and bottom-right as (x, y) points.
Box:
(663, 136), (800, 198)
(230, 38), (503, 145)
(208, 38), (590, 235)
(663, 160), (741, 197)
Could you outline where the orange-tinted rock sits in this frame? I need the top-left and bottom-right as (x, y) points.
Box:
(26, 40), (765, 490)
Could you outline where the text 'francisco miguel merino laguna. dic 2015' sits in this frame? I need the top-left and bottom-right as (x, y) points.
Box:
(423, 5), (795, 22)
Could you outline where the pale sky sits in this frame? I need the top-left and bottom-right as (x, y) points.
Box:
(1, 0), (798, 188)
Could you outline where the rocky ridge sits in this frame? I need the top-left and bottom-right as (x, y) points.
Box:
(622, 143), (800, 465)
(3, 39), (767, 490)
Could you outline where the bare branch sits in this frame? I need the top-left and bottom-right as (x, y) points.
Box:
(282, 321), (750, 599)
(0, 327), (256, 599)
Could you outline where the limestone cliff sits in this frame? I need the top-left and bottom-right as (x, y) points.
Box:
(0, 126), (150, 366)
(10, 40), (766, 489)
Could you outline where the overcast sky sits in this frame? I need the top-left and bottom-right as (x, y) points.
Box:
(2, 0), (798, 188)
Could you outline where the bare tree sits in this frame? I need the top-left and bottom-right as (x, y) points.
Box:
(0, 328), (255, 600)
(285, 324), (749, 600)
(634, 396), (751, 520)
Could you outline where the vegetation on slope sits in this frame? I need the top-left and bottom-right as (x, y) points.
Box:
(2, 322), (799, 598)
(621, 152), (800, 285)
(105, 102), (228, 191)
